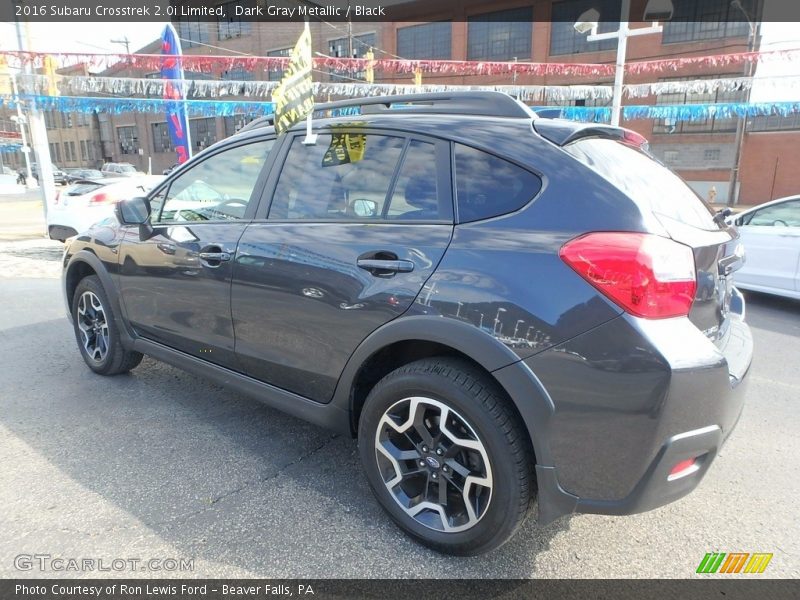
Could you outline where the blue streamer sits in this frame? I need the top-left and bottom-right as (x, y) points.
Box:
(533, 101), (800, 123)
(6, 95), (274, 117)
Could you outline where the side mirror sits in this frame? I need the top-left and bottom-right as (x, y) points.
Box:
(116, 196), (151, 225)
(735, 217), (744, 227)
(352, 198), (378, 217)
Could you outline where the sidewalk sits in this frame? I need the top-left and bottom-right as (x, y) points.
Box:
(0, 189), (47, 241)
(0, 189), (63, 279)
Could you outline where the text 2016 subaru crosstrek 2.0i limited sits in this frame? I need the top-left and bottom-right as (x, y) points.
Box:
(62, 92), (752, 555)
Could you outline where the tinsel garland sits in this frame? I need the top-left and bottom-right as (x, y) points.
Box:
(550, 101), (800, 123)
(14, 73), (800, 104)
(2, 95), (274, 117)
(1, 48), (798, 77)
(3, 94), (799, 124)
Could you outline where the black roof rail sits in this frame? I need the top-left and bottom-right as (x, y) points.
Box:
(237, 91), (535, 134)
(313, 91), (535, 119)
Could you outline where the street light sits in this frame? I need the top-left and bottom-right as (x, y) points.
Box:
(493, 308), (507, 335)
(574, 0), (674, 126)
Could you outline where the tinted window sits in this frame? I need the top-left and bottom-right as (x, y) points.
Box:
(454, 144), (542, 223)
(565, 138), (719, 230)
(386, 140), (450, 221)
(744, 200), (800, 227)
(269, 133), (405, 220)
(157, 140), (273, 223)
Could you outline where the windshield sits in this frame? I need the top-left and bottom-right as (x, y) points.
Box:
(119, 165), (137, 173)
(565, 138), (719, 231)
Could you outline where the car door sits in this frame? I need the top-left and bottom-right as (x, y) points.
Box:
(231, 130), (454, 402)
(735, 198), (800, 293)
(117, 137), (276, 369)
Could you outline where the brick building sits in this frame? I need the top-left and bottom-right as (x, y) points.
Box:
(8, 0), (796, 204)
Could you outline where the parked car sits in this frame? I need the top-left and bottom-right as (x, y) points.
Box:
(728, 195), (800, 299)
(65, 168), (104, 184)
(162, 162), (179, 175)
(101, 162), (143, 177)
(47, 175), (164, 241)
(31, 162), (67, 185)
(61, 92), (752, 555)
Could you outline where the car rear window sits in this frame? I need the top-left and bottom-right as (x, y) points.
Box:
(564, 138), (719, 230)
(66, 182), (106, 196)
(454, 144), (542, 223)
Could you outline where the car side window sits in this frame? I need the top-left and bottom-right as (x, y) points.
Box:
(385, 140), (451, 221)
(155, 140), (274, 223)
(744, 200), (800, 227)
(454, 144), (543, 223)
(268, 133), (405, 220)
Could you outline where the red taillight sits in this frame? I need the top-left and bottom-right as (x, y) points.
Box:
(89, 192), (113, 205)
(559, 232), (697, 319)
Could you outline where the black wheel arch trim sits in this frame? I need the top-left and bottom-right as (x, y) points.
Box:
(329, 315), (573, 521)
(63, 250), (137, 348)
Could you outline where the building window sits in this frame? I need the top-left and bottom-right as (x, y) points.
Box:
(267, 47), (291, 82)
(550, 0), (619, 55)
(177, 16), (208, 49)
(653, 75), (747, 134)
(748, 112), (800, 132)
(217, 0), (253, 39)
(663, 150), (680, 164)
(152, 122), (174, 153)
(222, 66), (254, 81)
(397, 22), (452, 59)
(117, 126), (140, 155)
(328, 33), (377, 81)
(223, 115), (257, 137)
(189, 118), (217, 151)
(663, 0), (750, 43)
(51, 143), (61, 163)
(703, 148), (721, 161)
(80, 140), (88, 160)
(467, 7), (533, 61)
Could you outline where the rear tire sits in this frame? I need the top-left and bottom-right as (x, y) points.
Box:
(358, 357), (535, 555)
(71, 275), (143, 375)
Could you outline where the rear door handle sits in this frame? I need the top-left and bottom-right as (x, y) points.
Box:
(357, 259), (415, 275)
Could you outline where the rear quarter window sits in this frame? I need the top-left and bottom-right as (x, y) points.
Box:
(565, 138), (719, 231)
(454, 144), (542, 223)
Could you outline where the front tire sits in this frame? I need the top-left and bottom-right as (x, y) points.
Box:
(358, 357), (535, 555)
(71, 275), (143, 375)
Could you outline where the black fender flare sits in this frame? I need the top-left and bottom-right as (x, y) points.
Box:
(329, 315), (556, 467)
(64, 250), (136, 348)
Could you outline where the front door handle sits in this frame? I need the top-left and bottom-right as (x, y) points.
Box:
(198, 246), (232, 267)
(357, 258), (415, 275)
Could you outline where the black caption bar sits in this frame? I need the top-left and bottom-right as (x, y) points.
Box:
(2, 0), (800, 23)
(2, 580), (800, 600)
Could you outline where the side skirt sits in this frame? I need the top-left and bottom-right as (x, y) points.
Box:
(132, 338), (352, 435)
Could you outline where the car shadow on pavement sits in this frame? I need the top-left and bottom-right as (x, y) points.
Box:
(0, 317), (572, 578)
(740, 291), (800, 338)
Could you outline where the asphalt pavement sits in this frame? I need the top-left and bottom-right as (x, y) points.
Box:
(0, 237), (798, 578)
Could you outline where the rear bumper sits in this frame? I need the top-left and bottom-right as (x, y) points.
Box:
(520, 298), (752, 523)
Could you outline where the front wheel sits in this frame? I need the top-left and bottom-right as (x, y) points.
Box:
(358, 358), (535, 555)
(71, 275), (143, 375)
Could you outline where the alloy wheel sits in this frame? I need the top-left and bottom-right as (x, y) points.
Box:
(375, 396), (493, 533)
(76, 291), (110, 363)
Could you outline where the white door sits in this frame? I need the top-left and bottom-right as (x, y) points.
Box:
(735, 199), (800, 294)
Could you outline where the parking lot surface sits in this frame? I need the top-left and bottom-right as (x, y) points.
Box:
(0, 242), (798, 578)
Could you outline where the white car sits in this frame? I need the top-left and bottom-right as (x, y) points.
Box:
(728, 195), (800, 300)
(47, 175), (164, 241)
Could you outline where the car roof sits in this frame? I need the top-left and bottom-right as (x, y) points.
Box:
(737, 195), (800, 215)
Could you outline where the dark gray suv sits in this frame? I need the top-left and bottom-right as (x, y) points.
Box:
(62, 92), (752, 555)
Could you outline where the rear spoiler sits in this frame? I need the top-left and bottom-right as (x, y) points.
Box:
(533, 118), (648, 148)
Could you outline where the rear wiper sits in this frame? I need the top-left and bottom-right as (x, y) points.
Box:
(713, 207), (732, 225)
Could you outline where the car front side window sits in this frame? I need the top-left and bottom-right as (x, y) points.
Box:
(744, 200), (800, 227)
(155, 139), (274, 223)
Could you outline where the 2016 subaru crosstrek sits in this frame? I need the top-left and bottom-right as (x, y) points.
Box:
(62, 92), (752, 555)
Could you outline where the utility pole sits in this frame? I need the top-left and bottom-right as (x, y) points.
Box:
(14, 0), (56, 226)
(110, 37), (131, 54)
(727, 0), (758, 206)
(576, 0), (667, 127)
